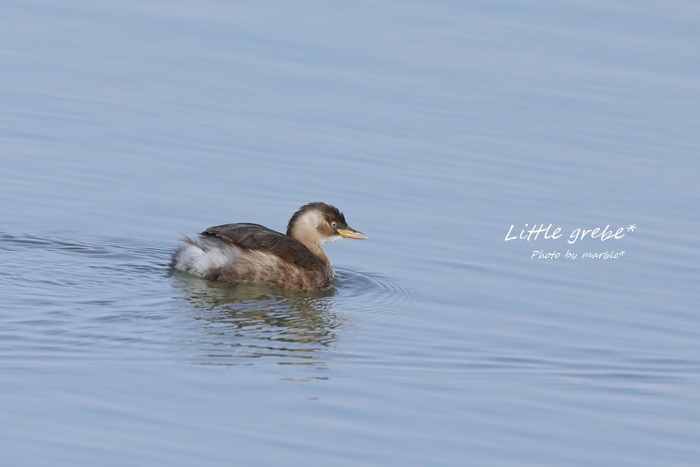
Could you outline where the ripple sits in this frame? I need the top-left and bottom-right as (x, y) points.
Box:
(0, 229), (174, 338)
(0, 229), (435, 367)
(0, 229), (171, 273)
(333, 268), (432, 319)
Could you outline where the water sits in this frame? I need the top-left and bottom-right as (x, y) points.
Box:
(2, 1), (699, 465)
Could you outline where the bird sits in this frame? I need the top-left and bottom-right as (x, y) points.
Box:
(171, 202), (366, 290)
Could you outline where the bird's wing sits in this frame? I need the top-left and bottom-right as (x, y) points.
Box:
(200, 223), (324, 271)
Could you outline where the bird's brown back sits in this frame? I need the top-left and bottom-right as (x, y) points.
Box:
(200, 223), (328, 272)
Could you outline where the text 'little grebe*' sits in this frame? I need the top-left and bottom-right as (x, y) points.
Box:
(171, 202), (366, 290)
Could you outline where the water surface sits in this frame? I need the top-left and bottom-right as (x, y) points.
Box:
(1, 1), (699, 465)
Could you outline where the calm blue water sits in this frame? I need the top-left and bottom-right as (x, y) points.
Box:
(2, 1), (699, 465)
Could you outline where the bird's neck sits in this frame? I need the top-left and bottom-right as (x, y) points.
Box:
(303, 241), (329, 264)
(288, 222), (330, 264)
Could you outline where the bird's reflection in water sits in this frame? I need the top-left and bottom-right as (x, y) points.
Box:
(172, 274), (345, 368)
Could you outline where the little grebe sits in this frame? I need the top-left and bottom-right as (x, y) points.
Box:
(171, 202), (366, 290)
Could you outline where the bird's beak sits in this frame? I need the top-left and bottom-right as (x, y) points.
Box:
(337, 228), (367, 240)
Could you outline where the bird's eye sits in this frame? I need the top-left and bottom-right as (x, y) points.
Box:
(331, 221), (338, 229)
